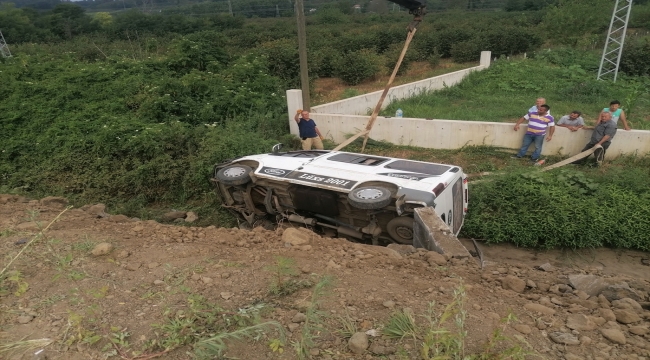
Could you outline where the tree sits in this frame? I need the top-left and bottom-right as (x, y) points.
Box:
(0, 4), (45, 42)
(47, 3), (97, 39)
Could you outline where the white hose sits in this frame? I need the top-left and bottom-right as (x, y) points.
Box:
(542, 144), (603, 172)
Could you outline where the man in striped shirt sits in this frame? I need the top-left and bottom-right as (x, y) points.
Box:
(512, 104), (555, 161)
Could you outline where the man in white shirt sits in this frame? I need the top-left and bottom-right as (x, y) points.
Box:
(528, 97), (551, 116)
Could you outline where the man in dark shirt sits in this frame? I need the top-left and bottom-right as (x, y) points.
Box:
(574, 112), (617, 166)
(294, 109), (324, 150)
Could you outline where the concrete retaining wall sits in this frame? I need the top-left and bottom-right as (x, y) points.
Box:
(299, 113), (650, 159)
(309, 51), (492, 116)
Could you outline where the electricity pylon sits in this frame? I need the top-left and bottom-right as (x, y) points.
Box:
(0, 30), (12, 58)
(597, 0), (633, 81)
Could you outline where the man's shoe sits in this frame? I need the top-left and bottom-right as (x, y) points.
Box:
(510, 155), (522, 159)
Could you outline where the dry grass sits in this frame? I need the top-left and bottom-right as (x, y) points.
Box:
(0, 333), (54, 357)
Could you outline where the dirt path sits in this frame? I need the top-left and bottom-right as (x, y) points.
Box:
(1, 194), (649, 360)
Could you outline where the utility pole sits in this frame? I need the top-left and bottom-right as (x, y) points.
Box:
(228, 0), (233, 16)
(276, 4), (280, 17)
(0, 30), (11, 58)
(597, 0), (633, 81)
(295, 0), (310, 110)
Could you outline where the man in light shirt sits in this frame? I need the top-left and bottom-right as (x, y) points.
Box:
(557, 111), (585, 132)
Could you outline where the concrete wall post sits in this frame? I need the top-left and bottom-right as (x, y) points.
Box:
(480, 51), (491, 68)
(286, 89), (303, 137)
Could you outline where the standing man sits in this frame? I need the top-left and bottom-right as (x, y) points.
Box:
(294, 109), (324, 150)
(529, 97), (551, 116)
(574, 112), (617, 166)
(600, 100), (631, 131)
(513, 104), (555, 162)
(557, 111), (585, 132)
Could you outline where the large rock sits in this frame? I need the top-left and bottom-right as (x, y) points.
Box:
(91, 242), (113, 256)
(549, 332), (580, 345)
(566, 314), (597, 331)
(502, 275), (526, 293)
(601, 284), (642, 302)
(612, 298), (642, 311)
(86, 203), (107, 217)
(0, 194), (18, 204)
(107, 215), (130, 223)
(597, 294), (611, 308)
(568, 274), (613, 297)
(386, 243), (417, 255)
(282, 228), (313, 246)
(292, 312), (307, 323)
(425, 251), (448, 266)
(613, 309), (641, 324)
(348, 332), (369, 354)
(600, 328), (626, 344)
(629, 326), (648, 336)
(40, 196), (68, 208)
(599, 308), (616, 321)
(513, 324), (531, 334)
(524, 303), (556, 315)
(15, 222), (40, 231)
(185, 211), (199, 223)
(17, 315), (34, 324)
(368, 342), (395, 355)
(373, 247), (403, 260)
(161, 211), (187, 222)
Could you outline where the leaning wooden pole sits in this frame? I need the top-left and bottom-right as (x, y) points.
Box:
(360, 28), (417, 152)
(332, 23), (420, 152)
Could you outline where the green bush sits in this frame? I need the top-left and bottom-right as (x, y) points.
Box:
(620, 39), (650, 77)
(411, 32), (440, 61)
(334, 49), (380, 85)
(256, 38), (300, 87)
(427, 52), (441, 68)
(0, 47), (287, 210)
(309, 47), (340, 78)
(167, 31), (229, 72)
(383, 42), (417, 76)
(450, 39), (482, 63)
(435, 28), (473, 58)
(462, 170), (650, 250)
(630, 4), (650, 29)
(334, 32), (378, 54)
(373, 27), (407, 54)
(482, 26), (542, 57)
(311, 8), (349, 25)
(531, 48), (601, 72)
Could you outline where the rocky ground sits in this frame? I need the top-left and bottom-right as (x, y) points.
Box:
(1, 194), (649, 360)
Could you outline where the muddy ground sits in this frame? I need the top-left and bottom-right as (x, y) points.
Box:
(1, 194), (649, 360)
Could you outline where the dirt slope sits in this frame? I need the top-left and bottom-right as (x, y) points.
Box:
(1, 194), (649, 360)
